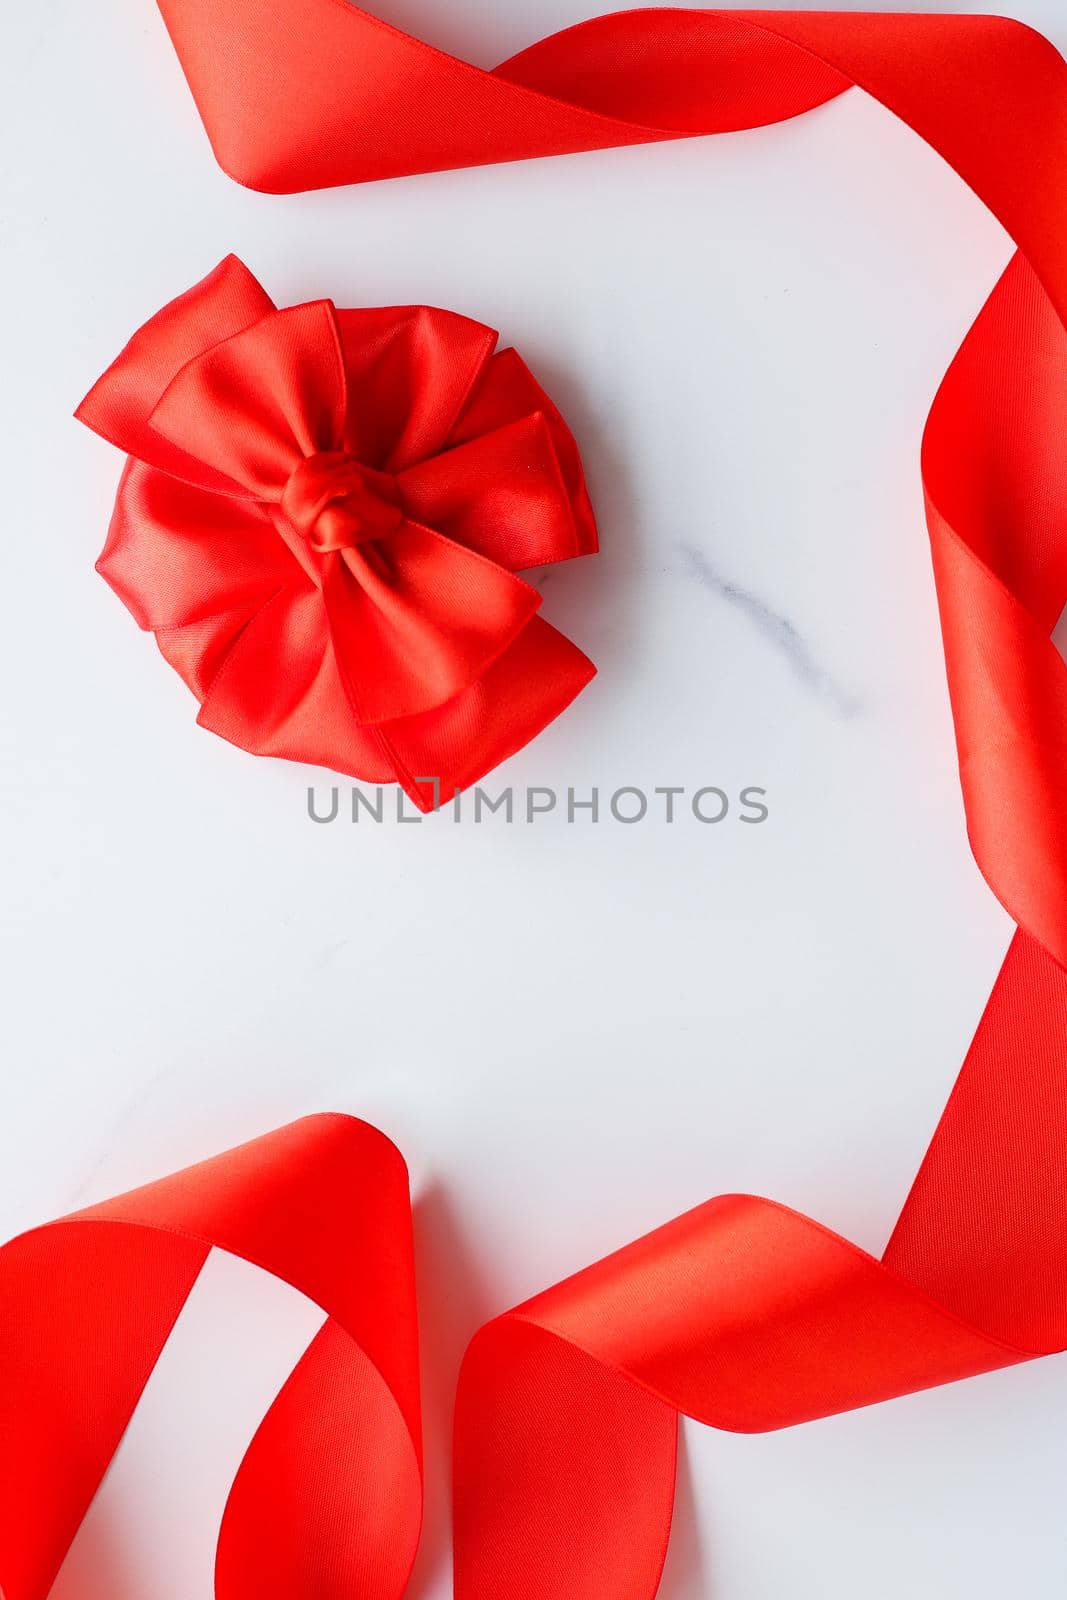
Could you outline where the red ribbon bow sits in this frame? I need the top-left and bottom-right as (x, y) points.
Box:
(77, 258), (598, 809)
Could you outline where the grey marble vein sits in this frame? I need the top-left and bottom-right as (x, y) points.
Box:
(681, 542), (863, 717)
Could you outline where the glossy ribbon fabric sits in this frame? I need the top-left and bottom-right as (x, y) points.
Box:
(77, 261), (597, 809)
(0, 1118), (422, 1600)
(45, 4), (1067, 1597)
(143, 3), (1067, 940)
(4, 1053), (1067, 1600)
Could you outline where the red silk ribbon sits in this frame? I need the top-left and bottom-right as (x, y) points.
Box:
(77, 262), (598, 810)
(3, 1060), (1067, 1600)
(50, 4), (1067, 1596)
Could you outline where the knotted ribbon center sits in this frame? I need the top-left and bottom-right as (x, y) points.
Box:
(281, 451), (405, 553)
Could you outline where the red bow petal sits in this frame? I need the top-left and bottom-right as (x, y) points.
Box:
(193, 586), (592, 810)
(398, 415), (582, 571)
(322, 523), (542, 725)
(375, 614), (596, 810)
(334, 304), (497, 472)
(75, 254), (275, 489)
(447, 347), (598, 557)
(149, 302), (348, 496)
(156, 598), (282, 704)
(195, 587), (393, 780)
(97, 460), (301, 630)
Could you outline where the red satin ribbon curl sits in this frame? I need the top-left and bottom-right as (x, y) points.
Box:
(40, 4), (1067, 1597)
(77, 263), (598, 810)
(0, 1117), (422, 1600)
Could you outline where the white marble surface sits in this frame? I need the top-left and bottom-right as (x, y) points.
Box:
(3, 2), (1066, 1595)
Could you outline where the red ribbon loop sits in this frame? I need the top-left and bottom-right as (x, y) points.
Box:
(0, 1117), (421, 1600)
